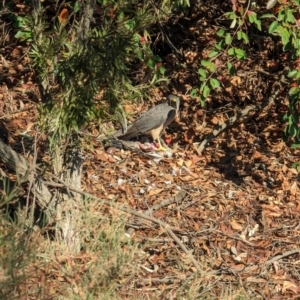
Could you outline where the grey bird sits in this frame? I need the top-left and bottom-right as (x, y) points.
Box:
(115, 94), (180, 150)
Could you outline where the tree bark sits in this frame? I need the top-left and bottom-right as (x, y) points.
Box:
(0, 138), (55, 218)
(52, 134), (83, 254)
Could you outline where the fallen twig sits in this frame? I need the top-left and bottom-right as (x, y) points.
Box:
(263, 249), (300, 267)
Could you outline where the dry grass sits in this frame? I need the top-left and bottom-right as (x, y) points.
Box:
(0, 196), (142, 300)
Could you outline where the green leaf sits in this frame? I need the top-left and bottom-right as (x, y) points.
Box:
(237, 31), (242, 40)
(255, 19), (262, 31)
(153, 55), (162, 62)
(199, 95), (206, 107)
(289, 87), (299, 95)
(137, 49), (143, 60)
(200, 82), (206, 92)
(225, 33), (232, 45)
(190, 88), (199, 97)
(281, 29), (290, 45)
(275, 24), (284, 34)
(13, 16), (24, 28)
(201, 60), (215, 72)
(208, 63), (215, 72)
(198, 68), (207, 78)
(147, 58), (155, 69)
(208, 50), (218, 58)
(209, 78), (220, 89)
(235, 48), (246, 59)
(241, 32), (249, 43)
(248, 14), (255, 23)
(133, 33), (140, 43)
(283, 41), (292, 51)
(227, 62), (235, 75)
(288, 114), (294, 125)
(238, 6), (244, 15)
(269, 21), (279, 34)
(278, 9), (285, 21)
(74, 1), (80, 12)
(15, 31), (31, 41)
(201, 60), (211, 67)
(283, 112), (289, 121)
(228, 48), (235, 56)
(291, 143), (300, 149)
(215, 40), (224, 50)
(261, 14), (275, 19)
(293, 37), (300, 48)
(216, 29), (225, 37)
(286, 10), (295, 23)
(15, 31), (27, 38)
(159, 65), (165, 75)
(288, 70), (297, 78)
(203, 85), (211, 98)
(287, 123), (298, 137)
(228, 12), (237, 20)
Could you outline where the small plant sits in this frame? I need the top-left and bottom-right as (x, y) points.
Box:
(190, 0), (300, 150)
(191, 4), (256, 105)
(262, 1), (300, 148)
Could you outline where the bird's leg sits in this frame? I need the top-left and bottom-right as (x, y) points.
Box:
(156, 137), (169, 151)
(160, 137), (171, 149)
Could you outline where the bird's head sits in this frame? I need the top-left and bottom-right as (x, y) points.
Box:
(167, 94), (180, 111)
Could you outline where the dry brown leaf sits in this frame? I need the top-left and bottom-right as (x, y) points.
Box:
(229, 219), (244, 231)
(289, 181), (298, 196)
(192, 155), (202, 166)
(282, 280), (299, 294)
(94, 150), (109, 162)
(162, 173), (173, 181)
(176, 158), (184, 167)
(184, 160), (193, 168)
(252, 151), (262, 159)
(148, 189), (163, 196)
(183, 128), (196, 143)
(211, 116), (219, 125)
(289, 168), (298, 175)
(153, 210), (166, 218)
(230, 76), (241, 86)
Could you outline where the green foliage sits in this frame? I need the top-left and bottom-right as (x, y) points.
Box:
(262, 1), (300, 147)
(191, 6), (252, 105)
(141, 0), (191, 10)
(14, 0), (172, 145)
(14, 16), (33, 41)
(189, 0), (300, 147)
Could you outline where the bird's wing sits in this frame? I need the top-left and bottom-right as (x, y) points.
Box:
(163, 109), (177, 130)
(119, 103), (172, 140)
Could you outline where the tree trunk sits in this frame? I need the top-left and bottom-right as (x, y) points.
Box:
(53, 134), (83, 254)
